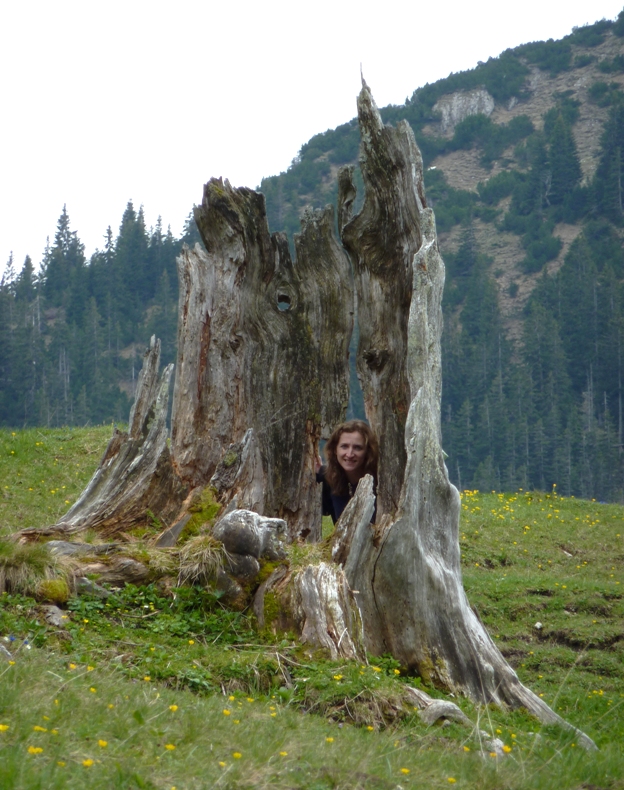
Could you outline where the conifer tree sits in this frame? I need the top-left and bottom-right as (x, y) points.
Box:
(594, 100), (624, 221)
(548, 113), (582, 205)
(42, 206), (87, 314)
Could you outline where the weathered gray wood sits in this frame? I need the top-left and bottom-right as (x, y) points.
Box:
(339, 80), (595, 749)
(171, 182), (352, 541)
(23, 339), (186, 539)
(289, 562), (365, 661)
(340, 79), (427, 517)
(330, 473), (375, 566)
(209, 429), (266, 515)
(155, 514), (192, 548)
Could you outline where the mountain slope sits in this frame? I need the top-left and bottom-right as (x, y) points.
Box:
(260, 14), (624, 501)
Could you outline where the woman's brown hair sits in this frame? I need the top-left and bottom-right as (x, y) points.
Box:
(324, 420), (379, 496)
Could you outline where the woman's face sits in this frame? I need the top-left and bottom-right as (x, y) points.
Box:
(336, 431), (367, 480)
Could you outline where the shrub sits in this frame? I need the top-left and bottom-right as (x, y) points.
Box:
(598, 55), (624, 74)
(573, 54), (595, 68)
(517, 39), (572, 75)
(588, 81), (623, 107)
(478, 171), (521, 205)
(569, 20), (611, 48)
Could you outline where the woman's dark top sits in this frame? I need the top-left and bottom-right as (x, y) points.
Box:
(316, 466), (376, 524)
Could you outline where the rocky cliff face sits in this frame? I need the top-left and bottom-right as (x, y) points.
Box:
(433, 87), (495, 134)
(430, 32), (624, 190)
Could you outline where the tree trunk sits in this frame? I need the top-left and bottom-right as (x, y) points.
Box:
(171, 186), (352, 541)
(333, 80), (595, 749)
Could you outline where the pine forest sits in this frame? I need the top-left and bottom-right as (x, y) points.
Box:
(3, 14), (624, 502)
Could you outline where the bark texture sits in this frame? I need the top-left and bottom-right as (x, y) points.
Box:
(335, 80), (595, 749)
(171, 182), (352, 540)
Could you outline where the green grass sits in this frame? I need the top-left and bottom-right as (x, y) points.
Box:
(0, 426), (114, 532)
(1, 428), (624, 789)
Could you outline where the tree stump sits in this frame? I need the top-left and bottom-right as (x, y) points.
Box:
(27, 78), (595, 749)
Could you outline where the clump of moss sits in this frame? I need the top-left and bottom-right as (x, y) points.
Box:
(286, 538), (332, 570)
(222, 450), (238, 468)
(179, 488), (222, 544)
(37, 577), (70, 604)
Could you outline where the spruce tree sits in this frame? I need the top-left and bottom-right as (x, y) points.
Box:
(548, 113), (582, 205)
(594, 101), (624, 221)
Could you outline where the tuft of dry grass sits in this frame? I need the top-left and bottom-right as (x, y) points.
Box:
(177, 534), (228, 586)
(0, 539), (59, 596)
(123, 544), (178, 578)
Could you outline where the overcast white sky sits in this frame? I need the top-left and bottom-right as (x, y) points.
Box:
(1, 0), (623, 272)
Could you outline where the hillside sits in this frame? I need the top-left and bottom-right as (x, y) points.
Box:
(259, 13), (624, 501)
(3, 14), (624, 501)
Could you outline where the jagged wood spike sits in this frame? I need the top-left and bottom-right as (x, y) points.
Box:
(22, 340), (186, 539)
(341, 85), (427, 517)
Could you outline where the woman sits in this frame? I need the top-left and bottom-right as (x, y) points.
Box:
(315, 420), (379, 523)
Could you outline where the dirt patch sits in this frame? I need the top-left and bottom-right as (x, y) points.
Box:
(430, 149), (504, 193)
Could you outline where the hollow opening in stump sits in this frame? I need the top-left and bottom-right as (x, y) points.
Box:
(276, 292), (292, 311)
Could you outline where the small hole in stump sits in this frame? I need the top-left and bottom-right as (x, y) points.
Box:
(277, 293), (292, 311)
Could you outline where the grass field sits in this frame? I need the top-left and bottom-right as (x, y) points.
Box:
(0, 427), (623, 789)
